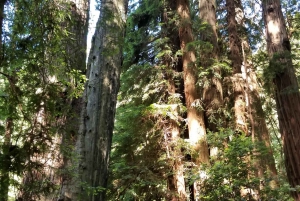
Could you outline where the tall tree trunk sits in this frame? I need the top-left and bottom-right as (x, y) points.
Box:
(15, 1), (89, 200)
(164, 105), (186, 201)
(239, 22), (278, 191)
(199, 0), (223, 157)
(163, 1), (186, 200)
(58, 0), (89, 200)
(0, 2), (9, 200)
(176, 0), (209, 165)
(226, 2), (255, 198)
(245, 54), (278, 186)
(226, 0), (278, 196)
(262, 0), (300, 199)
(76, 0), (128, 200)
(232, 0), (278, 189)
(226, 0), (247, 135)
(176, 0), (209, 199)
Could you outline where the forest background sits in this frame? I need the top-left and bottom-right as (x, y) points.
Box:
(0, 0), (300, 200)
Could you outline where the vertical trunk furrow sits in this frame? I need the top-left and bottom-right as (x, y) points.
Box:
(263, 0), (300, 199)
(76, 1), (128, 200)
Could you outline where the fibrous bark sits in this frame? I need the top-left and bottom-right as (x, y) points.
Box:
(234, 0), (277, 186)
(58, 0), (89, 200)
(176, 0), (209, 165)
(226, 0), (248, 135)
(176, 0), (209, 199)
(262, 0), (300, 199)
(15, 1), (89, 200)
(226, 0), (277, 194)
(163, 2), (186, 200)
(246, 57), (278, 186)
(76, 0), (128, 200)
(163, 105), (186, 201)
(199, 0), (223, 158)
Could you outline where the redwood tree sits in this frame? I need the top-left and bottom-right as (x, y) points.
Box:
(199, 0), (223, 133)
(176, 0), (209, 165)
(76, 0), (128, 200)
(263, 0), (300, 199)
(176, 0), (209, 199)
(227, 0), (278, 183)
(163, 1), (186, 199)
(13, 0), (89, 199)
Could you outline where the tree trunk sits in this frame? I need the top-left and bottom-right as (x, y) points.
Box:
(14, 1), (89, 200)
(176, 0), (209, 165)
(226, 0), (278, 196)
(262, 0), (300, 199)
(240, 30), (278, 190)
(163, 2), (186, 200)
(76, 0), (128, 200)
(226, 2), (255, 198)
(58, 0), (89, 200)
(0, 2), (10, 200)
(246, 57), (278, 186)
(233, 0), (278, 189)
(176, 0), (209, 199)
(164, 106), (186, 201)
(199, 0), (223, 157)
(225, 0), (248, 135)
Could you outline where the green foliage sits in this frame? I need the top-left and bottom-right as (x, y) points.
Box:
(123, 0), (163, 70)
(108, 1), (184, 200)
(80, 182), (107, 196)
(207, 134), (257, 196)
(251, 50), (275, 96)
(109, 0), (293, 200)
(200, 129), (292, 200)
(0, 0), (86, 199)
(110, 45), (174, 199)
(109, 104), (169, 200)
(65, 69), (87, 98)
(0, 0), (297, 199)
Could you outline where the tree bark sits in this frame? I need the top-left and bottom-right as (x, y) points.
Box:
(234, 0), (278, 188)
(163, 1), (186, 200)
(176, 0), (209, 199)
(76, 0), (128, 200)
(262, 0), (300, 199)
(226, 0), (278, 195)
(58, 0), (89, 200)
(246, 58), (278, 186)
(14, 1), (89, 200)
(164, 106), (186, 201)
(199, 0), (223, 158)
(176, 0), (209, 165)
(239, 20), (278, 190)
(226, 0), (248, 135)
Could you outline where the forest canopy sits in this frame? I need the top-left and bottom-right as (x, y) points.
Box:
(0, 0), (300, 200)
